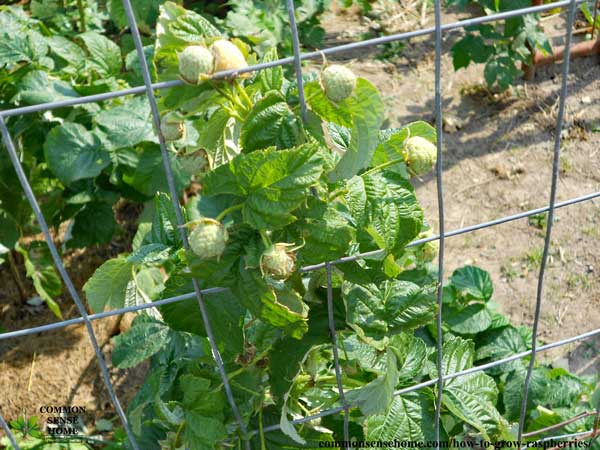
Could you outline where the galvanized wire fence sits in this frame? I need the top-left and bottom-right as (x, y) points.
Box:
(0, 0), (599, 449)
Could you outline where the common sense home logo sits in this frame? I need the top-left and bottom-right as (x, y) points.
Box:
(39, 405), (86, 437)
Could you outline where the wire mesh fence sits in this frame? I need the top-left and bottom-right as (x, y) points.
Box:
(0, 0), (598, 449)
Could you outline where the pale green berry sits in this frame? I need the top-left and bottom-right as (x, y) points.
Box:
(260, 243), (296, 280)
(178, 150), (208, 176)
(417, 228), (439, 261)
(320, 65), (357, 103)
(160, 114), (185, 141)
(404, 136), (437, 176)
(421, 240), (439, 261)
(189, 218), (228, 260)
(178, 45), (214, 84)
(210, 39), (248, 73)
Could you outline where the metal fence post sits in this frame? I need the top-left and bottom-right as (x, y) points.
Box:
(517, 0), (579, 441)
(119, 1), (250, 447)
(0, 117), (140, 450)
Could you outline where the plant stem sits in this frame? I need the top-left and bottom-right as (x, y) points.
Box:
(328, 187), (349, 202)
(339, 335), (350, 362)
(226, 349), (271, 381)
(216, 84), (249, 116)
(174, 421), (185, 447)
(76, 0), (86, 32)
(234, 80), (253, 110)
(259, 230), (272, 248)
(215, 203), (244, 222)
(259, 408), (267, 450)
(222, 105), (244, 122)
(361, 156), (406, 177)
(295, 373), (363, 388)
(8, 250), (27, 303)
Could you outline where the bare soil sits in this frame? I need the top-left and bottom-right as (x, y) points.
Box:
(1, 3), (599, 440)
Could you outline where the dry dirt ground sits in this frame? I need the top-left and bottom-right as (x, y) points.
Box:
(0, 3), (599, 441)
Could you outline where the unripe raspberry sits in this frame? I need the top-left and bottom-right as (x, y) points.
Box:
(188, 218), (228, 260)
(320, 65), (357, 103)
(403, 136), (437, 176)
(210, 39), (248, 73)
(160, 113), (185, 141)
(260, 243), (296, 280)
(421, 240), (439, 261)
(178, 45), (214, 84)
(416, 228), (439, 262)
(178, 149), (208, 176)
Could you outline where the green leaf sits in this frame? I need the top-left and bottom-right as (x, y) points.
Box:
(112, 319), (170, 368)
(232, 268), (309, 339)
(545, 368), (587, 408)
(192, 108), (240, 168)
(328, 78), (385, 182)
(241, 91), (303, 151)
(183, 411), (227, 450)
(295, 199), (355, 265)
(343, 280), (436, 345)
(203, 144), (324, 230)
(444, 303), (493, 335)
(449, 265), (493, 302)
(95, 97), (156, 150)
(451, 34), (494, 70)
(305, 81), (353, 127)
(346, 349), (399, 415)
(79, 31), (122, 76)
(67, 202), (116, 248)
(126, 267), (165, 306)
(269, 296), (337, 403)
(434, 336), (507, 440)
(484, 55), (522, 91)
(12, 70), (79, 105)
(345, 172), (423, 252)
(44, 122), (110, 186)
(160, 278), (245, 359)
(150, 192), (182, 247)
(0, 210), (19, 252)
(475, 325), (528, 362)
(365, 391), (436, 445)
(83, 257), (133, 312)
(48, 36), (86, 69)
(127, 243), (171, 265)
(259, 47), (284, 92)
(389, 333), (428, 386)
(169, 11), (221, 43)
(17, 242), (63, 318)
(107, 0), (162, 32)
(0, 30), (47, 69)
(180, 375), (226, 416)
(154, 1), (221, 81)
(503, 365), (548, 421)
(122, 144), (190, 197)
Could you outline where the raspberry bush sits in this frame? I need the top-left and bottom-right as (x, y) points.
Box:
(79, 3), (598, 450)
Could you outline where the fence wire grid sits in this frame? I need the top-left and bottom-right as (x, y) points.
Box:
(0, 0), (598, 449)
